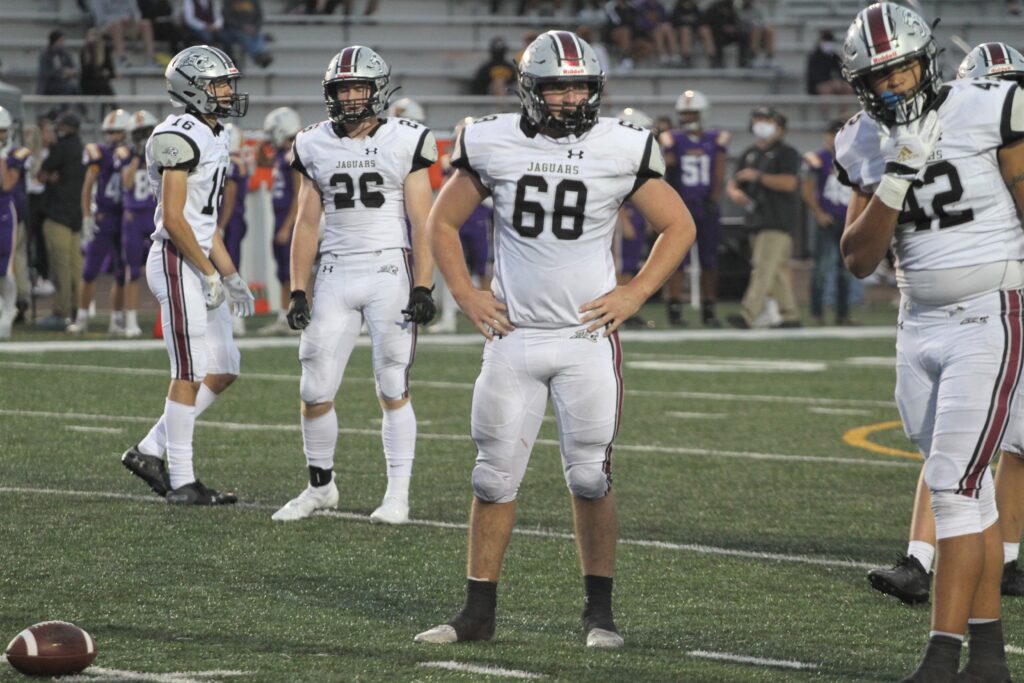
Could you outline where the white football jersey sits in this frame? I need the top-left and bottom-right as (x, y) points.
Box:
(146, 112), (230, 254)
(453, 113), (665, 328)
(836, 80), (1024, 272)
(292, 117), (438, 255)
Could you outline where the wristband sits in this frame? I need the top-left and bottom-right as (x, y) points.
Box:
(875, 175), (912, 211)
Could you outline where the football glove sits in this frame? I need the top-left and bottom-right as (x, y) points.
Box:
(402, 285), (437, 325)
(81, 215), (96, 243)
(876, 110), (941, 210)
(286, 290), (311, 330)
(223, 273), (255, 318)
(202, 272), (225, 310)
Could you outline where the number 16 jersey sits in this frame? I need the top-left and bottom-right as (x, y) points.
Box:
(452, 114), (665, 328)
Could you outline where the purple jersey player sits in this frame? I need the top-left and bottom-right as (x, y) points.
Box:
(659, 89), (728, 327)
(260, 106), (302, 334)
(0, 122), (31, 338)
(618, 202), (646, 279)
(219, 126), (248, 270)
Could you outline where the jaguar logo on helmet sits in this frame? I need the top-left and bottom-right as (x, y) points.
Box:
(183, 53), (215, 72)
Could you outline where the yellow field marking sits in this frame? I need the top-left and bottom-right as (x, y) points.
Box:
(843, 420), (922, 460)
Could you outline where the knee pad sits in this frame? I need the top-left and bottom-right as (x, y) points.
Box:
(931, 490), (984, 540)
(565, 461), (610, 500)
(471, 462), (518, 504)
(376, 364), (409, 403)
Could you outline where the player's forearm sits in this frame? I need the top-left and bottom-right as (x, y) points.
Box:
(209, 232), (237, 277)
(630, 220), (694, 300)
(410, 222), (435, 288)
(840, 197), (899, 279)
(289, 222), (319, 293)
(430, 221), (474, 298)
(80, 171), (97, 217)
(164, 215), (216, 276)
(217, 183), (237, 232)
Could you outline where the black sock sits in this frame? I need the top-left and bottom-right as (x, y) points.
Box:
(308, 466), (333, 488)
(960, 621), (1010, 681)
(701, 301), (715, 321)
(463, 578), (498, 618)
(903, 635), (961, 682)
(582, 575), (615, 631)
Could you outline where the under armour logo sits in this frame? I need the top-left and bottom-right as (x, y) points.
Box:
(567, 150), (584, 159)
(321, 264), (334, 273)
(365, 148), (378, 155)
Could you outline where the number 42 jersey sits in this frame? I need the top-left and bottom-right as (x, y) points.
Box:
(452, 114), (665, 328)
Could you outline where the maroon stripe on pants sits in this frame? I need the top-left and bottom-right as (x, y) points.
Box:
(959, 290), (1023, 495)
(163, 241), (193, 381)
(603, 330), (624, 489)
(865, 6), (892, 55)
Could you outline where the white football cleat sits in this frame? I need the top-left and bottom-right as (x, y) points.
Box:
(586, 627), (624, 648)
(66, 320), (87, 335)
(413, 624), (457, 644)
(123, 324), (143, 339)
(271, 478), (339, 521)
(369, 496), (409, 524)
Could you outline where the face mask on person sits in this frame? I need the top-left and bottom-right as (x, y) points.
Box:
(752, 120), (777, 140)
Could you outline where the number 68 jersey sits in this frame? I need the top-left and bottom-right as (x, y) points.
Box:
(452, 113), (665, 328)
(291, 117), (438, 255)
(146, 112), (230, 254)
(835, 79), (1024, 272)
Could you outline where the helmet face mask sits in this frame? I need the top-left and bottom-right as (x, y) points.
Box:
(166, 46), (249, 119)
(842, 3), (941, 127)
(958, 42), (1024, 86)
(675, 89), (709, 132)
(518, 31), (605, 136)
(322, 46), (394, 126)
(129, 109), (158, 152)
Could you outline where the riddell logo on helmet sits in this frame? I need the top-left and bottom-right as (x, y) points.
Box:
(871, 50), (898, 64)
(561, 68), (585, 74)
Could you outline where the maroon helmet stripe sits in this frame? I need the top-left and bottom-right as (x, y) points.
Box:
(339, 47), (357, 73)
(987, 43), (1008, 65)
(555, 32), (581, 65)
(865, 6), (892, 55)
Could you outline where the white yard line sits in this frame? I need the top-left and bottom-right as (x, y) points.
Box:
(687, 650), (818, 670)
(807, 407), (874, 416)
(1007, 645), (1024, 655)
(65, 425), (124, 434)
(0, 656), (248, 683)
(418, 661), (543, 679)
(0, 485), (877, 570)
(665, 411), (726, 419)
(0, 408), (917, 470)
(627, 359), (828, 373)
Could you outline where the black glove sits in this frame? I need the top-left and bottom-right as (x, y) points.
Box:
(402, 285), (437, 325)
(286, 290), (311, 330)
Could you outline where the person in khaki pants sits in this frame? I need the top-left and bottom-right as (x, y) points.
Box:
(37, 112), (85, 330)
(725, 106), (802, 328)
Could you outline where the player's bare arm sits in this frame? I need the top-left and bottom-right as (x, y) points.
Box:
(0, 155), (17, 192)
(580, 178), (694, 334)
(216, 173), (238, 235)
(839, 187), (896, 278)
(161, 168), (217, 277)
(657, 130), (677, 166)
(801, 171), (834, 226)
(999, 138), (1024, 218)
(404, 167), (435, 288)
(208, 232), (238, 278)
(121, 155), (139, 191)
(80, 162), (100, 222)
(288, 174), (323, 295)
(275, 168), (302, 245)
(428, 168), (512, 339)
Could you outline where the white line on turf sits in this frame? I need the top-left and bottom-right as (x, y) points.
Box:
(687, 650), (818, 670)
(628, 359), (828, 373)
(419, 661), (543, 679)
(66, 425), (124, 434)
(0, 656), (250, 683)
(665, 411), (726, 419)
(807, 407), (873, 416)
(0, 361), (897, 408)
(0, 408), (917, 470)
(1007, 645), (1024, 655)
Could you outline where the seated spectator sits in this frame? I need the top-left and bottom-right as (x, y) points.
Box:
(670, 0), (715, 67)
(470, 37), (516, 96)
(80, 28), (117, 97)
(37, 31), (80, 96)
(182, 0), (228, 49)
(703, 0), (750, 67)
(223, 0), (274, 68)
(300, 0), (378, 14)
(603, 0), (637, 70)
(738, 0), (774, 67)
(633, 0), (679, 66)
(806, 30), (853, 116)
(137, 0), (187, 55)
(87, 0), (157, 67)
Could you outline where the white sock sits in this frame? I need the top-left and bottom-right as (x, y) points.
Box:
(302, 409), (338, 471)
(112, 310), (124, 327)
(76, 307), (89, 324)
(907, 540), (935, 572)
(929, 630), (964, 642)
(140, 384), (220, 457)
(277, 309), (287, 323)
(1005, 542), (1020, 564)
(382, 402), (415, 501)
(967, 618), (998, 625)
(125, 310), (138, 328)
(164, 399), (196, 489)
(0, 273), (15, 321)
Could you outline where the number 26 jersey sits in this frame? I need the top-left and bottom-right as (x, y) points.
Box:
(452, 114), (665, 328)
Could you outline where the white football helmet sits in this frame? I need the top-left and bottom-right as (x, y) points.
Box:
(224, 122), (243, 154)
(388, 97), (425, 123)
(101, 108), (131, 132)
(841, 2), (940, 126)
(166, 45), (248, 118)
(264, 107), (302, 148)
(322, 46), (395, 125)
(0, 106), (12, 131)
(957, 42), (1024, 83)
(518, 30), (605, 135)
(617, 107), (654, 130)
(129, 109), (158, 150)
(675, 89), (709, 132)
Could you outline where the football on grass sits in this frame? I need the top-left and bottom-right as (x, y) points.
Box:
(5, 621), (97, 676)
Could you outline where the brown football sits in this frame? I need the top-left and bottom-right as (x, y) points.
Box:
(5, 621), (97, 676)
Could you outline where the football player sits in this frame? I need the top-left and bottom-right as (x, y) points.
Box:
(68, 109), (131, 336)
(117, 109), (159, 339)
(414, 30), (694, 648)
(271, 46), (438, 525)
(387, 97), (426, 124)
(659, 90), (728, 327)
(837, 5), (1024, 680)
(0, 106), (28, 339)
(865, 41), (1024, 608)
(259, 106), (303, 335)
(614, 107), (654, 329)
(218, 123), (250, 336)
(120, 45), (255, 506)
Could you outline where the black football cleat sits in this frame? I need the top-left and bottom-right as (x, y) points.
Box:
(121, 446), (171, 497)
(1001, 560), (1024, 596)
(726, 314), (750, 329)
(868, 554), (931, 605)
(166, 480), (238, 506)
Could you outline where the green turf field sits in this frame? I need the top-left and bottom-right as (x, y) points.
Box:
(2, 303), (1020, 682)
